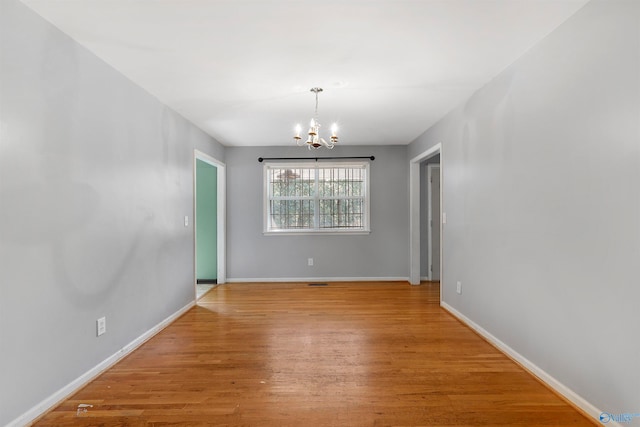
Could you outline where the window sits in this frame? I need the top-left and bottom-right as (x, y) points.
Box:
(264, 162), (370, 234)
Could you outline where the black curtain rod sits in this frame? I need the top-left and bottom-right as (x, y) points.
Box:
(258, 156), (375, 162)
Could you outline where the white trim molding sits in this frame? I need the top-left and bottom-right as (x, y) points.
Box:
(440, 302), (615, 427)
(7, 302), (195, 427)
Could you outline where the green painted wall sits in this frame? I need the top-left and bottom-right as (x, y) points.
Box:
(196, 159), (217, 280)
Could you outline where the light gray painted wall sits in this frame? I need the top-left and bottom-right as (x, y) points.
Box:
(226, 145), (408, 280)
(409, 0), (639, 415)
(0, 0), (224, 424)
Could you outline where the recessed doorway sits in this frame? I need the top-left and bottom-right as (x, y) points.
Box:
(427, 163), (441, 281)
(194, 150), (226, 299)
(409, 144), (442, 299)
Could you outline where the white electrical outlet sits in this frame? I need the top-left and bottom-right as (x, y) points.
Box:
(97, 317), (106, 336)
(184, 216), (189, 227)
(308, 258), (314, 266)
(456, 281), (462, 295)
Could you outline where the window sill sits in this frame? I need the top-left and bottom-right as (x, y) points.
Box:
(263, 229), (371, 236)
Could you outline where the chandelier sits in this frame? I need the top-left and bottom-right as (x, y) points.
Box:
(294, 87), (338, 149)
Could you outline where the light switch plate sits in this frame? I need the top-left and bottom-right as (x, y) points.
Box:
(97, 317), (106, 336)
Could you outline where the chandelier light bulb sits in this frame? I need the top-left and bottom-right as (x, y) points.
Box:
(293, 124), (302, 142)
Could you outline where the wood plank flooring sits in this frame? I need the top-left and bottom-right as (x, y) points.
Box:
(34, 282), (595, 426)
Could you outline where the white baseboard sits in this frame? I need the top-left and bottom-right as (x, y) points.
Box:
(440, 301), (612, 427)
(226, 276), (409, 283)
(8, 301), (195, 427)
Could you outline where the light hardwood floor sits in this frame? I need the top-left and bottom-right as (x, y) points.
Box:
(34, 282), (595, 426)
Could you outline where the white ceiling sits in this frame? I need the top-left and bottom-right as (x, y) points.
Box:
(22, 0), (588, 147)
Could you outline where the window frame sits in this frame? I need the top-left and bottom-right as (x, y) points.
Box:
(263, 161), (371, 235)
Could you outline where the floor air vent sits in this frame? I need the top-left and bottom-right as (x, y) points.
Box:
(308, 283), (328, 287)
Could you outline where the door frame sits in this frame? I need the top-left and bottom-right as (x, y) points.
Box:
(426, 163), (440, 281)
(194, 150), (226, 295)
(409, 143), (442, 288)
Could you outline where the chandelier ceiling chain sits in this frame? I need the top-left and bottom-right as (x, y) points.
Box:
(294, 87), (338, 150)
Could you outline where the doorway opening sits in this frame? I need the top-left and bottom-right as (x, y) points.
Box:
(425, 162), (440, 281)
(194, 150), (226, 300)
(409, 144), (442, 300)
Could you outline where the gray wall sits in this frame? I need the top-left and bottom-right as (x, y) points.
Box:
(409, 0), (639, 415)
(226, 145), (408, 280)
(0, 0), (224, 424)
